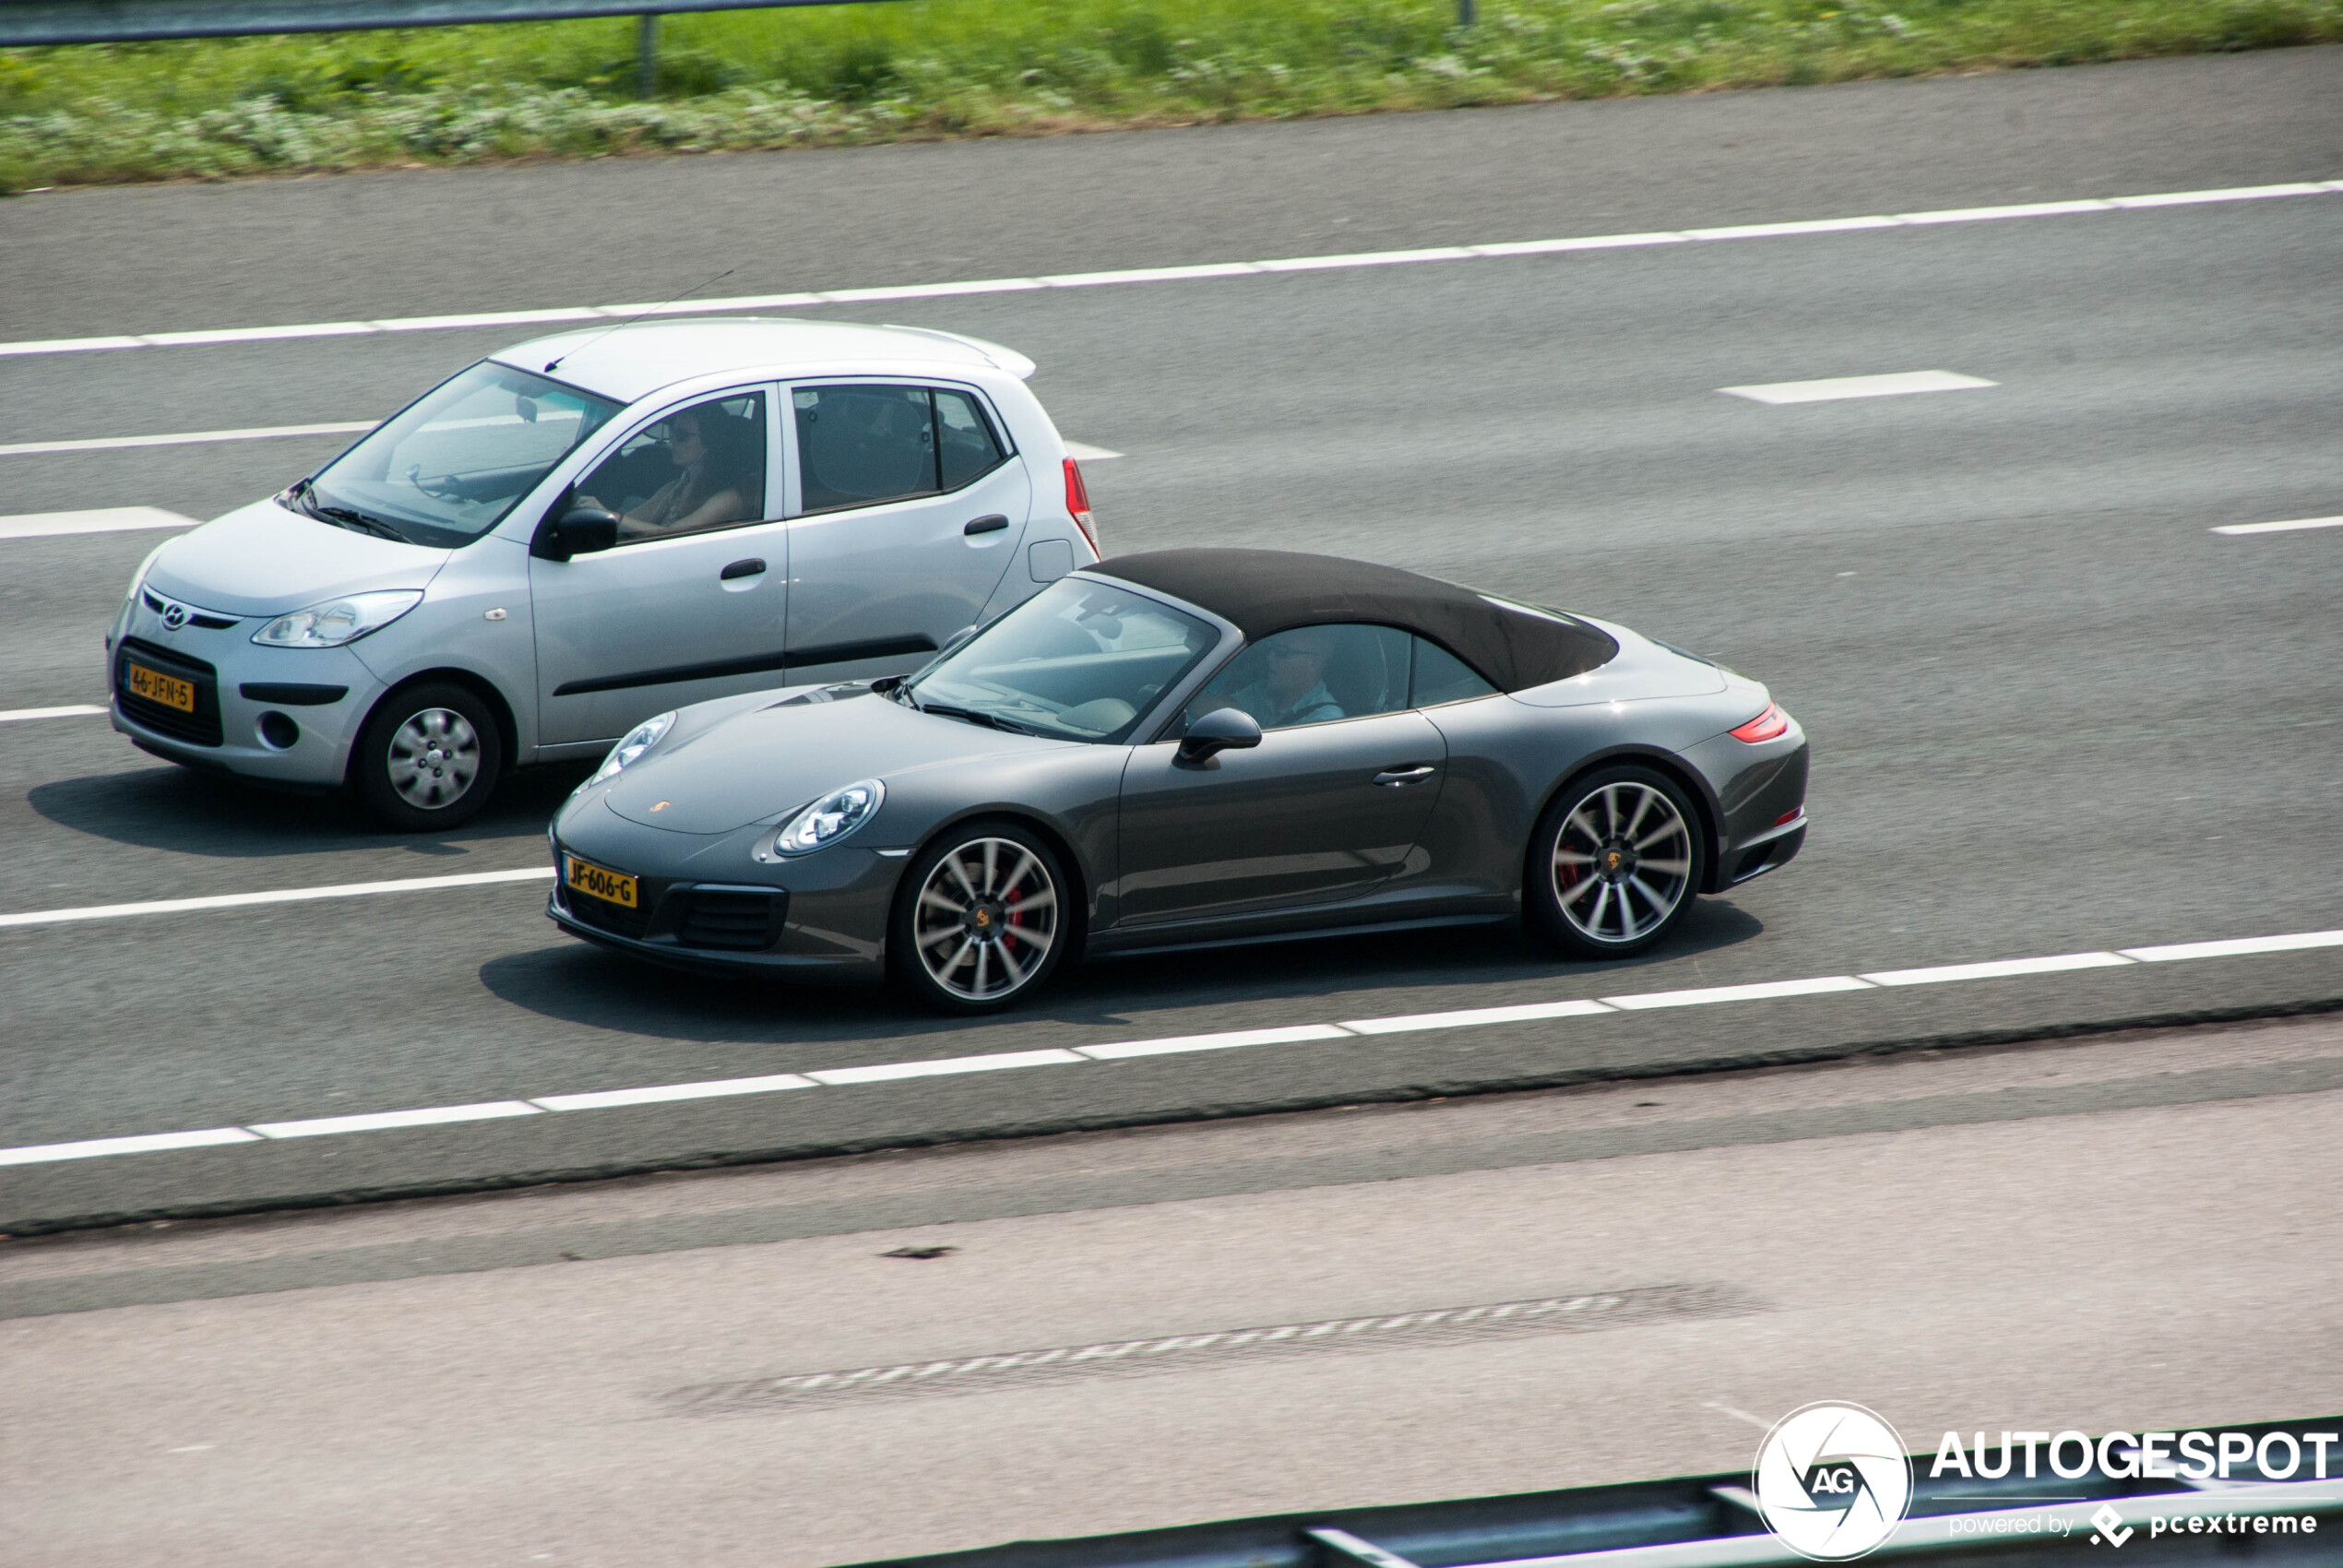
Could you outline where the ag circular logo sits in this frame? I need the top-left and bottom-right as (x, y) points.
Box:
(1752, 1402), (1914, 1560)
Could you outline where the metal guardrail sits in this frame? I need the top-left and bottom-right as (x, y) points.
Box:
(0, 0), (901, 46)
(840, 1418), (2343, 1568)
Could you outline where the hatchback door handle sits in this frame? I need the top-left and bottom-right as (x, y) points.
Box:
(963, 515), (1010, 537)
(1374, 765), (1438, 787)
(720, 558), (766, 580)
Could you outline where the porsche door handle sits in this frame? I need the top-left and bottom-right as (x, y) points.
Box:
(963, 515), (1010, 537)
(1374, 765), (1438, 787)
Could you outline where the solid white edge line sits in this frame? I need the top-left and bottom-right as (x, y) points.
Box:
(0, 1127), (260, 1167)
(531, 1073), (817, 1111)
(1859, 951), (2135, 986)
(0, 705), (108, 722)
(7, 924), (2340, 1166)
(251, 1101), (543, 1138)
(1076, 1024), (1354, 1061)
(1600, 975), (1878, 1009)
(0, 867), (554, 930)
(2119, 930), (2343, 963)
(7, 179), (2330, 359)
(808, 1049), (1087, 1085)
(1341, 999), (1615, 1035)
(2212, 517), (2343, 536)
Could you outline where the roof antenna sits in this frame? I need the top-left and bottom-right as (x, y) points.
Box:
(543, 267), (738, 374)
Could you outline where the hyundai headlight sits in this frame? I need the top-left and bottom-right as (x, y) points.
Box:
(767, 779), (885, 857)
(586, 711), (675, 789)
(252, 590), (422, 648)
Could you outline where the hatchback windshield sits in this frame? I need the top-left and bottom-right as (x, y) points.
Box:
(306, 362), (620, 547)
(905, 578), (1219, 742)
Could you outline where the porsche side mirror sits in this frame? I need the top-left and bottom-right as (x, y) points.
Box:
(535, 505), (620, 562)
(1177, 707), (1262, 764)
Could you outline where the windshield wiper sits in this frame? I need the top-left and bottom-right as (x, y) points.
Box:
(917, 701), (1036, 736)
(287, 481), (410, 544)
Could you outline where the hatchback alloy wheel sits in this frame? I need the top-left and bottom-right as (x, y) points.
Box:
(354, 681), (503, 832)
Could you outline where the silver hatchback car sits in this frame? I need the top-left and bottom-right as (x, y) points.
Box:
(107, 318), (1103, 828)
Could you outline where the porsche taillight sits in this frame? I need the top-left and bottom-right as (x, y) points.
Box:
(1730, 703), (1789, 743)
(1064, 457), (1100, 557)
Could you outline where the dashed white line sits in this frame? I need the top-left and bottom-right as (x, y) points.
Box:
(1720, 370), (1998, 405)
(0, 705), (107, 723)
(0, 867), (554, 931)
(1063, 442), (1124, 461)
(0, 506), (200, 538)
(0, 422), (373, 458)
(6, 922), (2334, 1169)
(5, 180), (2333, 361)
(2212, 516), (2343, 536)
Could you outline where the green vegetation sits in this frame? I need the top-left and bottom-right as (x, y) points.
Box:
(1, 0), (2336, 190)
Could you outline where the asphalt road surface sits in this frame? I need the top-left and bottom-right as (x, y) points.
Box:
(6, 1015), (2342, 1564)
(2, 48), (2340, 1232)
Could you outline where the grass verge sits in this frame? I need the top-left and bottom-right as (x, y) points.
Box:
(2, 0), (2337, 192)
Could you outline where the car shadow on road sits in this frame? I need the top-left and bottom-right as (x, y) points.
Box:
(477, 897), (1771, 1050)
(27, 761), (593, 859)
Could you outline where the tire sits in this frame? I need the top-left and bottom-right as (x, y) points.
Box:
(353, 682), (504, 832)
(1527, 764), (1706, 959)
(892, 821), (1070, 1013)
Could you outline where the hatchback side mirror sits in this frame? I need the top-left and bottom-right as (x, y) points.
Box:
(535, 504), (620, 562)
(1177, 707), (1263, 764)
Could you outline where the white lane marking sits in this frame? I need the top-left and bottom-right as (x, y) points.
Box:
(0, 1127), (259, 1167)
(0, 507), (200, 538)
(250, 1101), (543, 1139)
(1063, 442), (1124, 461)
(1600, 975), (1878, 1010)
(2120, 930), (2343, 963)
(1720, 370), (1997, 405)
(0, 867), (554, 930)
(0, 704), (108, 722)
(1859, 951), (2136, 986)
(807, 1049), (1087, 1085)
(1341, 999), (1615, 1035)
(2212, 516), (2343, 536)
(1076, 1024), (1354, 1061)
(6, 180), (2333, 361)
(532, 1073), (817, 1112)
(4, 924), (2338, 1167)
(0, 423), (373, 459)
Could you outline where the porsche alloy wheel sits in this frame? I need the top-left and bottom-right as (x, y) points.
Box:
(1530, 766), (1704, 957)
(898, 826), (1066, 1011)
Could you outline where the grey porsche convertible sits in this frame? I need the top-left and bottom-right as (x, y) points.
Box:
(546, 549), (1808, 1011)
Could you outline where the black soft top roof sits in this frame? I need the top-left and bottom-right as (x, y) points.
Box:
(1087, 548), (1617, 693)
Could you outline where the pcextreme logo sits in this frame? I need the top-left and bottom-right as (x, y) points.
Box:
(1752, 1402), (1915, 1561)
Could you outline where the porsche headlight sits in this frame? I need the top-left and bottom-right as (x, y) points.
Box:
(767, 779), (885, 857)
(252, 590), (422, 648)
(586, 711), (675, 788)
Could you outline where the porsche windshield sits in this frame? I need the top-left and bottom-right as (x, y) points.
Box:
(906, 578), (1219, 742)
(306, 362), (620, 547)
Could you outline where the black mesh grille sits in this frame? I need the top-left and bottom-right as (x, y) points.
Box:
(115, 636), (223, 747)
(677, 889), (787, 952)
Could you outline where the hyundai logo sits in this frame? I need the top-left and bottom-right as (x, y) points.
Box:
(160, 600), (189, 631)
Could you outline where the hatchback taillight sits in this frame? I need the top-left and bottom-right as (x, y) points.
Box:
(1730, 703), (1789, 743)
(1064, 457), (1099, 557)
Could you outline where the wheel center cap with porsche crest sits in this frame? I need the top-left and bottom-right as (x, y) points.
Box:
(1600, 842), (1637, 880)
(969, 902), (999, 934)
